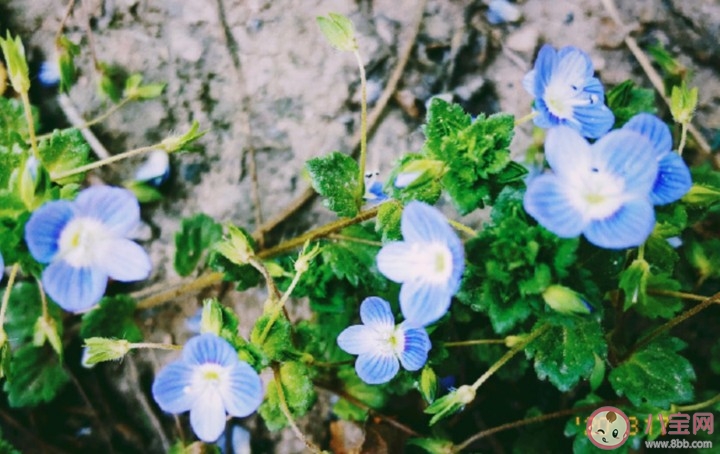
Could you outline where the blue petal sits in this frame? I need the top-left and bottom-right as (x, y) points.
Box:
(151, 361), (196, 413)
(355, 352), (400, 385)
(523, 174), (586, 237)
(0, 252), (4, 273)
(190, 390), (226, 442)
(622, 113), (672, 156)
(533, 45), (558, 96)
(183, 334), (238, 368)
(74, 186), (140, 236)
(522, 70), (536, 96)
(25, 200), (76, 263)
(556, 46), (593, 80)
(359, 297), (395, 328)
(42, 261), (106, 312)
(593, 130), (658, 197)
(544, 126), (593, 177)
(583, 199), (655, 249)
(399, 279), (452, 328)
(38, 61), (60, 86)
(337, 325), (374, 355)
(574, 104), (615, 139)
(135, 150), (170, 184)
(96, 238), (152, 281)
(398, 326), (431, 371)
(220, 361), (263, 418)
(651, 152), (692, 205)
(377, 241), (417, 283)
(401, 201), (456, 244)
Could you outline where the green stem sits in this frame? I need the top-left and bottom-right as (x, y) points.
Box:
(51, 143), (159, 180)
(256, 260), (305, 345)
(353, 49), (368, 209)
(646, 288), (707, 302)
(447, 219), (477, 237)
(677, 122), (688, 156)
(20, 92), (40, 161)
(0, 264), (20, 327)
(36, 278), (49, 320)
(328, 233), (382, 247)
(514, 111), (538, 126)
(249, 256), (281, 301)
(471, 325), (549, 392)
(37, 97), (131, 142)
(129, 342), (181, 351)
(637, 243), (645, 261)
(444, 339), (507, 348)
(273, 365), (322, 453)
(632, 290), (720, 355)
(673, 392), (720, 413)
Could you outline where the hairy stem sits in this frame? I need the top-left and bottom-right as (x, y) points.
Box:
(256, 255), (307, 345)
(514, 111), (538, 126)
(646, 288), (707, 302)
(353, 49), (368, 209)
(21, 92), (40, 161)
(37, 97), (132, 142)
(273, 365), (322, 453)
(51, 143), (159, 180)
(0, 264), (20, 327)
(444, 339), (507, 348)
(674, 392), (720, 413)
(129, 342), (182, 351)
(677, 122), (688, 156)
(447, 219), (477, 237)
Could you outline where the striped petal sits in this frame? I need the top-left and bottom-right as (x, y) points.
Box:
(95, 238), (152, 282)
(355, 352), (400, 385)
(152, 361), (197, 413)
(584, 199), (655, 249)
(651, 152), (692, 205)
(25, 200), (75, 263)
(42, 261), (106, 312)
(524, 174), (586, 238)
(622, 113), (672, 156)
(398, 326), (431, 371)
(359, 297), (395, 329)
(189, 388), (226, 442)
(337, 325), (376, 356)
(399, 279), (453, 328)
(220, 361), (264, 418)
(74, 186), (140, 236)
(183, 334), (239, 368)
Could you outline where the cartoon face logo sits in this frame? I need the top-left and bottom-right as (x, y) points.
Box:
(586, 406), (630, 450)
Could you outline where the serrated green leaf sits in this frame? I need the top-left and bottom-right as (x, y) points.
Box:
(525, 318), (607, 392)
(375, 200), (402, 241)
(636, 272), (683, 319)
(321, 225), (380, 286)
(259, 362), (316, 431)
(606, 80), (657, 127)
(306, 151), (360, 218)
(3, 282), (62, 346)
(208, 252), (262, 291)
(3, 344), (70, 407)
(609, 337), (695, 408)
(174, 213), (223, 276)
(80, 295), (143, 342)
(250, 314), (293, 362)
(423, 98), (472, 156)
(39, 129), (91, 184)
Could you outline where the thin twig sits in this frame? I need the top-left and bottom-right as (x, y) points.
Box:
(599, 0), (711, 155)
(443, 339), (506, 348)
(327, 233), (383, 247)
(56, 93), (111, 159)
(255, 0), (427, 235)
(273, 365), (322, 453)
(55, 0), (77, 43)
(125, 357), (171, 452)
(674, 392), (720, 413)
(646, 288), (707, 302)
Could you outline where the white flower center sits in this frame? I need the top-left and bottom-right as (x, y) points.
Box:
(566, 168), (626, 220)
(410, 242), (454, 284)
(372, 324), (406, 357)
(186, 363), (228, 396)
(543, 79), (597, 120)
(57, 217), (113, 267)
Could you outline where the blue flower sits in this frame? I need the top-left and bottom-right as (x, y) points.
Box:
(524, 125), (659, 249)
(0, 251), (4, 274)
(38, 61), (60, 87)
(25, 186), (152, 312)
(135, 149), (170, 187)
(522, 45), (614, 138)
(337, 297), (431, 384)
(376, 201), (464, 327)
(152, 334), (263, 443)
(363, 171), (388, 202)
(621, 113), (692, 205)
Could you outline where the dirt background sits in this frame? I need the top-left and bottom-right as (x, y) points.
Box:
(1, 0), (719, 452)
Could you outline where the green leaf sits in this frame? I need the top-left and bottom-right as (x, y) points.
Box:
(637, 273), (683, 319)
(589, 353), (606, 391)
(525, 318), (607, 392)
(609, 337), (695, 408)
(683, 164), (720, 209)
(174, 213), (223, 276)
(124, 180), (163, 203)
(418, 365), (438, 404)
(388, 154), (443, 204)
(619, 258), (650, 310)
(168, 440), (220, 454)
(306, 151), (360, 218)
(3, 282), (62, 345)
(3, 344), (70, 407)
(123, 73), (166, 100)
(80, 295), (143, 342)
(606, 80), (657, 127)
(0, 96), (31, 145)
(208, 252), (262, 291)
(57, 35), (80, 92)
(423, 98), (472, 156)
(250, 314), (293, 362)
(332, 368), (386, 421)
(316, 13), (357, 52)
(375, 200), (403, 241)
(259, 361), (317, 431)
(38, 129), (91, 184)
(685, 237), (720, 283)
(321, 225), (381, 286)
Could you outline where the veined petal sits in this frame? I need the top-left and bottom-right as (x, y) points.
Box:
(337, 325), (376, 355)
(152, 361), (197, 413)
(652, 152), (692, 205)
(544, 126), (593, 177)
(622, 113), (672, 156)
(25, 200), (75, 263)
(359, 297), (395, 328)
(533, 45), (558, 95)
(524, 174), (587, 237)
(584, 199), (655, 249)
(593, 130), (658, 197)
(183, 334), (238, 368)
(74, 186), (140, 236)
(190, 389), (227, 442)
(220, 361), (263, 418)
(556, 46), (593, 80)
(398, 326), (431, 371)
(42, 261), (106, 312)
(400, 201), (456, 244)
(399, 279), (452, 328)
(355, 352), (400, 385)
(574, 104), (614, 139)
(522, 69), (536, 95)
(95, 238), (152, 282)
(377, 241), (417, 283)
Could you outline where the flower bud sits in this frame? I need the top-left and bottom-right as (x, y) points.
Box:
(83, 337), (130, 366)
(542, 284), (592, 314)
(200, 299), (223, 336)
(0, 32), (30, 93)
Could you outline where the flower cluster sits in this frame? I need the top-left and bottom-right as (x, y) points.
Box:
(152, 334), (263, 442)
(338, 202), (464, 384)
(523, 46), (692, 249)
(25, 186), (152, 312)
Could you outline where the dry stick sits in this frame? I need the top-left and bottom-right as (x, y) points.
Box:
(57, 93), (111, 159)
(272, 365), (322, 453)
(55, 0), (77, 43)
(125, 357), (172, 452)
(255, 0), (427, 235)
(600, 0), (711, 156)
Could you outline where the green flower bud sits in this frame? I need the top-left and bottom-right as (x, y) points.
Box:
(294, 241), (322, 274)
(424, 384), (476, 425)
(316, 13), (357, 52)
(542, 284), (592, 314)
(200, 299), (223, 336)
(33, 316), (63, 358)
(214, 224), (255, 266)
(417, 365), (438, 404)
(0, 32), (30, 93)
(670, 82), (698, 125)
(161, 121), (207, 153)
(83, 337), (130, 366)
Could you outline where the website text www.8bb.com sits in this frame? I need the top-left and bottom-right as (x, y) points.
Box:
(645, 439), (713, 449)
